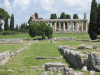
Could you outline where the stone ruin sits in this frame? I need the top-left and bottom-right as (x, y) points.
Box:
(51, 37), (76, 41)
(0, 42), (32, 66)
(58, 45), (100, 72)
(78, 43), (98, 49)
(0, 38), (23, 44)
(51, 37), (76, 44)
(41, 61), (84, 75)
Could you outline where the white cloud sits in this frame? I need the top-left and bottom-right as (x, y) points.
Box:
(12, 0), (31, 10)
(63, 0), (91, 11)
(3, 0), (13, 12)
(40, 0), (56, 11)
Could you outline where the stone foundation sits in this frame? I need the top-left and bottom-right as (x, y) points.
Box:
(58, 45), (100, 72)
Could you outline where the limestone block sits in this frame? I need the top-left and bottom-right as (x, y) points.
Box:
(92, 45), (98, 49)
(81, 66), (88, 71)
(89, 70), (95, 75)
(86, 45), (93, 49)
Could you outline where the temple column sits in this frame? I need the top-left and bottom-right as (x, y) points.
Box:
(54, 22), (56, 31)
(71, 22), (74, 31)
(76, 22), (79, 31)
(84, 21), (88, 31)
(67, 22), (70, 31)
(59, 22), (61, 31)
(63, 22), (65, 31)
(81, 21), (83, 31)
(79, 22), (82, 31)
(50, 22), (52, 28)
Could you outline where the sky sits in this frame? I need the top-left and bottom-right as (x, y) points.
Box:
(0, 0), (100, 29)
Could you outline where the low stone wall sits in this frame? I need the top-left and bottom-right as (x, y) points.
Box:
(51, 37), (76, 41)
(0, 42), (32, 66)
(58, 45), (100, 72)
(0, 38), (23, 44)
(58, 45), (87, 69)
(0, 51), (10, 66)
(85, 52), (100, 71)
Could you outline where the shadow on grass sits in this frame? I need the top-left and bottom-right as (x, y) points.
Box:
(33, 38), (43, 40)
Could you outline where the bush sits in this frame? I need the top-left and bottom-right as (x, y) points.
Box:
(1, 31), (19, 35)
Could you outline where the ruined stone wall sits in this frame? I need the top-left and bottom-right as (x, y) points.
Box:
(58, 46), (87, 69)
(0, 51), (10, 66)
(58, 45), (100, 71)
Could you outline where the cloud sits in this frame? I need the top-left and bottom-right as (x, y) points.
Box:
(12, 0), (31, 10)
(3, 0), (13, 12)
(40, 0), (58, 12)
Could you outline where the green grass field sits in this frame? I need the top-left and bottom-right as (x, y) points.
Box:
(0, 33), (100, 75)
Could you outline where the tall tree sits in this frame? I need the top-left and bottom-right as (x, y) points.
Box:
(0, 23), (2, 32)
(35, 13), (38, 19)
(97, 3), (100, 35)
(88, 0), (98, 40)
(4, 18), (9, 31)
(73, 14), (79, 19)
(0, 8), (10, 30)
(66, 14), (71, 19)
(60, 12), (66, 19)
(15, 24), (18, 32)
(10, 14), (14, 31)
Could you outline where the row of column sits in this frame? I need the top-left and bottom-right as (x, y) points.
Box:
(36, 21), (88, 32)
(50, 21), (88, 31)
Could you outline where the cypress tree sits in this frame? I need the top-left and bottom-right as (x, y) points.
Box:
(10, 14), (14, 31)
(97, 3), (100, 35)
(4, 18), (9, 31)
(88, 0), (98, 40)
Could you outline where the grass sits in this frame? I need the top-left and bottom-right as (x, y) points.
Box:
(0, 33), (100, 75)
(0, 43), (24, 53)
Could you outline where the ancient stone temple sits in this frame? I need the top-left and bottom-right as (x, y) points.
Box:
(31, 13), (88, 33)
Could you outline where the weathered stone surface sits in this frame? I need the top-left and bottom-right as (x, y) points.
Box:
(78, 44), (86, 49)
(81, 66), (88, 71)
(92, 45), (98, 49)
(0, 51), (10, 66)
(0, 38), (23, 44)
(51, 37), (76, 41)
(86, 45), (93, 49)
(89, 70), (95, 75)
(36, 56), (58, 59)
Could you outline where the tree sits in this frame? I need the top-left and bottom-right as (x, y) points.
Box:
(15, 24), (18, 32)
(0, 23), (2, 32)
(50, 13), (57, 19)
(0, 8), (10, 20)
(73, 14), (79, 19)
(29, 22), (39, 38)
(60, 12), (66, 19)
(29, 22), (53, 39)
(35, 13), (38, 19)
(4, 18), (9, 31)
(45, 25), (53, 38)
(66, 14), (71, 19)
(88, 0), (98, 40)
(97, 3), (100, 35)
(10, 14), (14, 31)
(0, 8), (10, 31)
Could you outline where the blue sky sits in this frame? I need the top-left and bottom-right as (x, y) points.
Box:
(0, 0), (100, 29)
